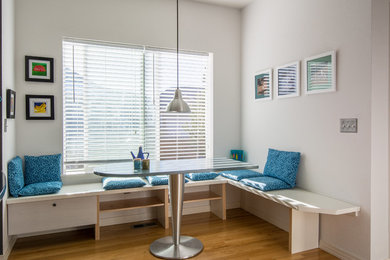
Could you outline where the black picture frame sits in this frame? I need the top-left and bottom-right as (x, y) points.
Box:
(6, 89), (15, 119)
(25, 56), (54, 83)
(26, 95), (54, 120)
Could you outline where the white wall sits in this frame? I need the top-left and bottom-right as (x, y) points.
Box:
(2, 0), (16, 257)
(241, 0), (371, 259)
(371, 0), (390, 259)
(14, 0), (241, 160)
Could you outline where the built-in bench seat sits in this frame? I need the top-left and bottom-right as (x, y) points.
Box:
(228, 179), (360, 215)
(7, 177), (227, 240)
(226, 178), (360, 253)
(6, 175), (360, 254)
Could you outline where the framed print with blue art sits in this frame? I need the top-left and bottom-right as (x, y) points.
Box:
(26, 95), (54, 120)
(304, 51), (336, 95)
(254, 69), (272, 101)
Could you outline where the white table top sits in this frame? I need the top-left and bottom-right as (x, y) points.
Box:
(94, 157), (259, 177)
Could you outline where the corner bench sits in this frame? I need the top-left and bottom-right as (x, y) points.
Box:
(7, 176), (360, 255)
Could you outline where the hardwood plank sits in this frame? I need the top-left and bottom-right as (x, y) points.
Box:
(183, 191), (221, 203)
(9, 209), (337, 260)
(100, 197), (164, 212)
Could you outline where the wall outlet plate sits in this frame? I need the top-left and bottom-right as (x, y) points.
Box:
(340, 118), (358, 133)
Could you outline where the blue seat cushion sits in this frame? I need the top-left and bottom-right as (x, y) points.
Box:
(263, 148), (300, 187)
(18, 181), (63, 196)
(24, 154), (62, 185)
(146, 175), (168, 186)
(220, 169), (261, 181)
(146, 175), (189, 186)
(102, 177), (146, 190)
(185, 172), (219, 181)
(240, 176), (291, 191)
(8, 156), (25, 198)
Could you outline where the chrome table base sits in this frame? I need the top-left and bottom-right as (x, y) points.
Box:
(150, 236), (203, 259)
(150, 174), (203, 259)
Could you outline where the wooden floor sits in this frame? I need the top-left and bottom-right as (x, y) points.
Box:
(9, 209), (338, 260)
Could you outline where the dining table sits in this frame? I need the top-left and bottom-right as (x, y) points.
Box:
(94, 157), (259, 259)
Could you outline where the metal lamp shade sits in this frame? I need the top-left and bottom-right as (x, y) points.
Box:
(166, 88), (191, 113)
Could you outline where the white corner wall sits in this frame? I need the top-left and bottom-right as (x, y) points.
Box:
(2, 0), (16, 257)
(14, 0), (241, 159)
(371, 0), (390, 259)
(241, 0), (371, 259)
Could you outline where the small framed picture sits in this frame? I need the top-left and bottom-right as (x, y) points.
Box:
(6, 89), (16, 119)
(25, 56), (54, 82)
(276, 61), (300, 99)
(304, 51), (336, 94)
(254, 69), (272, 101)
(26, 95), (54, 120)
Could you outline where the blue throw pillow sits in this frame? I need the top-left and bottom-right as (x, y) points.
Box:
(18, 181), (62, 196)
(102, 177), (146, 190)
(24, 154), (62, 185)
(221, 169), (261, 181)
(263, 148), (300, 187)
(240, 176), (291, 191)
(146, 175), (168, 186)
(186, 172), (219, 181)
(8, 156), (24, 198)
(146, 175), (189, 186)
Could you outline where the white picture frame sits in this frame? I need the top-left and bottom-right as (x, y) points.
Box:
(275, 61), (300, 99)
(254, 68), (273, 101)
(304, 51), (336, 95)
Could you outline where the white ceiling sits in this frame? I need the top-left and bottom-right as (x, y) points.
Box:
(191, 0), (253, 9)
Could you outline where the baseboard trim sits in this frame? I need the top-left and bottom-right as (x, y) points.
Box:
(0, 236), (17, 260)
(320, 240), (363, 260)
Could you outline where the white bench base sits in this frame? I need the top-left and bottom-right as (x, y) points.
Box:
(290, 209), (319, 254)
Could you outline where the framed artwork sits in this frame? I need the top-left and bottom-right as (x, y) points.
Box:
(276, 61), (300, 99)
(254, 69), (272, 101)
(26, 95), (54, 120)
(304, 51), (336, 94)
(25, 56), (54, 82)
(6, 89), (16, 119)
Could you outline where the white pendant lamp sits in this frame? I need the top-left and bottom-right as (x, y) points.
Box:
(166, 0), (191, 113)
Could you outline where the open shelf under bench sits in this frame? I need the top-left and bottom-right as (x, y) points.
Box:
(183, 191), (221, 203)
(95, 183), (227, 240)
(100, 190), (222, 213)
(100, 197), (165, 213)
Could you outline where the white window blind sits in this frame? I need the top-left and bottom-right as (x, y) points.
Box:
(63, 39), (211, 172)
(145, 49), (211, 160)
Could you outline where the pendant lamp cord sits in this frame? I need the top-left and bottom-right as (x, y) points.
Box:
(176, 0), (179, 90)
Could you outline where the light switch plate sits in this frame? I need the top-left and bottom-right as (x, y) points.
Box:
(340, 118), (358, 133)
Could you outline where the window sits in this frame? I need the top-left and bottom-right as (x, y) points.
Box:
(63, 39), (212, 174)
